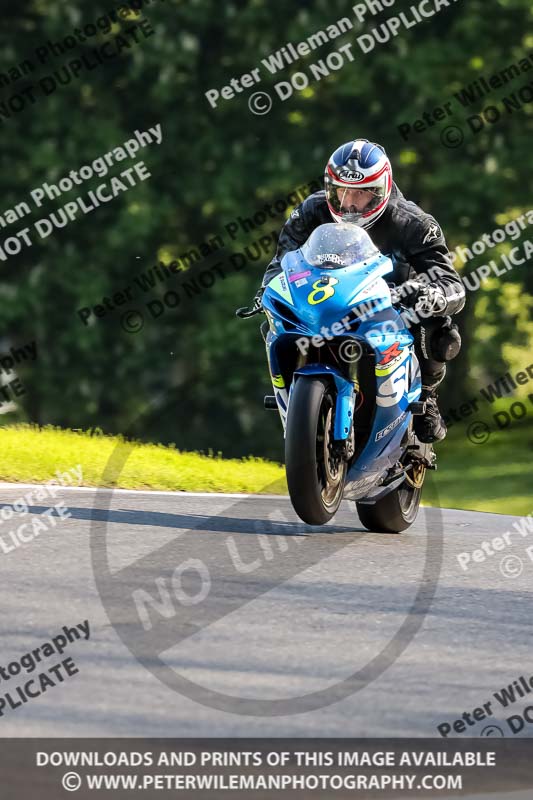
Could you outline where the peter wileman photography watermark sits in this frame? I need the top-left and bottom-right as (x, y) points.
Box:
(0, 464), (82, 555)
(0, 125), (161, 261)
(0, 340), (37, 409)
(76, 177), (323, 332)
(437, 669), (533, 737)
(204, 0), (463, 115)
(79, 228), (278, 333)
(397, 50), (533, 147)
(34, 749), (470, 793)
(293, 225), (533, 362)
(0, 620), (90, 718)
(79, 196), (532, 337)
(444, 359), (533, 443)
(456, 509), (533, 576)
(1, 0), (163, 125)
(448, 209), (533, 272)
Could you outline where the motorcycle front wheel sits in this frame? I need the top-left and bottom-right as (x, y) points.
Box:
(285, 376), (347, 525)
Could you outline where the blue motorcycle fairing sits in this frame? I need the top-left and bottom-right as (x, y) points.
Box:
(263, 235), (423, 501)
(341, 315), (422, 498)
(262, 249), (395, 338)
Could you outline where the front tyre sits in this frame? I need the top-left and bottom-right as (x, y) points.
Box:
(285, 377), (347, 525)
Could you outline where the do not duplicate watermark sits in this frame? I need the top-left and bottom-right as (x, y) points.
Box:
(206, 0), (463, 116)
(437, 668), (533, 738)
(456, 509), (533, 574)
(0, 125), (161, 262)
(1, 0), (164, 126)
(0, 465), (82, 555)
(77, 178), (324, 333)
(398, 51), (533, 147)
(0, 340), (38, 410)
(0, 620), (90, 718)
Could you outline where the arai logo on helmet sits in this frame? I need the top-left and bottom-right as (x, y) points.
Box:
(338, 168), (364, 182)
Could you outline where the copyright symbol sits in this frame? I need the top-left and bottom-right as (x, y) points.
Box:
(248, 92), (273, 116)
(467, 421), (490, 445)
(339, 339), (363, 364)
(500, 555), (523, 579)
(480, 724), (505, 737)
(62, 772), (82, 791)
(440, 126), (464, 149)
(121, 310), (144, 334)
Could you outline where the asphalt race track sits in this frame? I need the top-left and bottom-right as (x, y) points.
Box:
(1, 482), (531, 739)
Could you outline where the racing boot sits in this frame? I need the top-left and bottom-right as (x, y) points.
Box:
(414, 389), (447, 443)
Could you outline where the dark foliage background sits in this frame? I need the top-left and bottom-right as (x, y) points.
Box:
(1, 0), (531, 460)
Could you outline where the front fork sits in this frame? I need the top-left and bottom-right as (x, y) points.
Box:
(266, 335), (356, 441)
(289, 364), (356, 441)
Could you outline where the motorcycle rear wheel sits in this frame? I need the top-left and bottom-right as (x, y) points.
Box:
(356, 463), (425, 533)
(285, 377), (347, 525)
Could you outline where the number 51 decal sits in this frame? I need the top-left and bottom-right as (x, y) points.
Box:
(376, 364), (407, 407)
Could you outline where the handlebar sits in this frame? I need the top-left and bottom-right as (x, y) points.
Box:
(237, 284), (409, 320)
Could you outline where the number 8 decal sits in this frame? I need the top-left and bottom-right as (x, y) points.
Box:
(307, 277), (339, 306)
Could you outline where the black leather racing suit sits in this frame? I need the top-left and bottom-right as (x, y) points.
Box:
(262, 182), (465, 393)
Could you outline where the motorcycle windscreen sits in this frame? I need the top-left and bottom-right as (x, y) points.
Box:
(300, 222), (379, 270)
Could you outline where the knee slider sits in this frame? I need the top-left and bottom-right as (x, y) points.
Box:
(431, 322), (461, 362)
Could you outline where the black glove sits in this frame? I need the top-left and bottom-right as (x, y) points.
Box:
(391, 280), (447, 317)
(414, 283), (448, 316)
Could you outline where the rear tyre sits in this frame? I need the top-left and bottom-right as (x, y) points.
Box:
(285, 377), (347, 525)
(356, 464), (425, 533)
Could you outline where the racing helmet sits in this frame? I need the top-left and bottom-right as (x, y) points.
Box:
(324, 139), (393, 229)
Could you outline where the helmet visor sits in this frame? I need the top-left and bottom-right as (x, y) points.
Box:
(325, 175), (386, 223)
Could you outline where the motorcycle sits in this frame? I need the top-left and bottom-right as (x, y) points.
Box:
(236, 222), (435, 532)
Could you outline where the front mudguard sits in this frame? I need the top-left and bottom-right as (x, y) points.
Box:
(291, 364), (355, 441)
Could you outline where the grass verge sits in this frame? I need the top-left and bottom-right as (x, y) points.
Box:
(0, 412), (530, 516)
(0, 424), (287, 494)
(424, 410), (532, 517)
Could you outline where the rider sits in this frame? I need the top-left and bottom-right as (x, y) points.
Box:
(255, 139), (465, 444)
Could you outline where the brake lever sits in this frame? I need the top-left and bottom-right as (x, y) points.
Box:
(235, 306), (262, 319)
